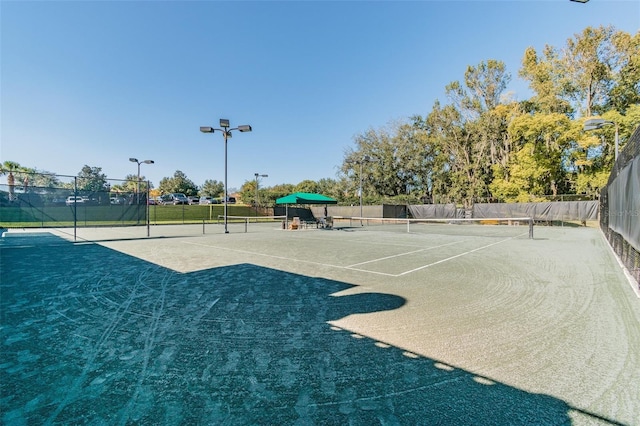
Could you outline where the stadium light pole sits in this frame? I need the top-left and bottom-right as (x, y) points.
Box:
(200, 119), (252, 233)
(129, 158), (154, 204)
(254, 173), (268, 211)
(584, 118), (619, 161)
(347, 155), (372, 224)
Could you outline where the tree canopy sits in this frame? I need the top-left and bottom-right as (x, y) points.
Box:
(2, 26), (637, 207)
(158, 170), (199, 196)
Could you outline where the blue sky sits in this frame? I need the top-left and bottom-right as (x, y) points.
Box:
(2, 0), (638, 191)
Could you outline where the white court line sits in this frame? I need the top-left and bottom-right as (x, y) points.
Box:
(181, 240), (359, 271)
(346, 240), (466, 268)
(397, 233), (527, 276)
(183, 232), (527, 277)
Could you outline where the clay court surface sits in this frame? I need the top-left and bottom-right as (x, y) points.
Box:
(1, 223), (639, 425)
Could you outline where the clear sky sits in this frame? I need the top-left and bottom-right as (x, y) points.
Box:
(2, 0), (638, 191)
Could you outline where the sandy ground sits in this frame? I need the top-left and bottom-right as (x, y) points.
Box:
(1, 224), (639, 425)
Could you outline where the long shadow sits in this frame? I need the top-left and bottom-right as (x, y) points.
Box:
(0, 232), (586, 425)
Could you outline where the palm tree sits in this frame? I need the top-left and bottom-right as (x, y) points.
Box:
(1, 161), (22, 201)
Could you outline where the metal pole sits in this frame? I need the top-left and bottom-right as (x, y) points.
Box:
(73, 177), (77, 241)
(359, 161), (363, 222)
(224, 131), (229, 234)
(136, 163), (140, 205)
(146, 181), (150, 237)
(614, 124), (619, 161)
(136, 163), (141, 225)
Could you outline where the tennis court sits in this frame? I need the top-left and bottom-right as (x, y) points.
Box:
(1, 222), (639, 425)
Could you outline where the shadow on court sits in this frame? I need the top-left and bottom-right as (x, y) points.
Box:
(1, 233), (573, 425)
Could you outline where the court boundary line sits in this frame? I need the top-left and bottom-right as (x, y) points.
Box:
(183, 233), (525, 277)
(345, 240), (467, 268)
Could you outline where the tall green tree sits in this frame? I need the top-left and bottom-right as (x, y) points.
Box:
(1, 161), (24, 200)
(490, 113), (573, 201)
(519, 45), (572, 114)
(519, 25), (637, 117)
(116, 174), (153, 193)
(265, 183), (296, 206)
(158, 170), (198, 196)
(607, 30), (640, 113)
(315, 178), (342, 200)
(201, 179), (224, 198)
(294, 180), (319, 194)
(563, 25), (618, 117)
(77, 165), (108, 192)
(343, 121), (430, 200)
(24, 169), (61, 189)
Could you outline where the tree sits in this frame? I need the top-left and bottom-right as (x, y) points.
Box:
(464, 59), (511, 113)
(110, 174), (153, 194)
(315, 178), (343, 201)
(294, 180), (319, 194)
(1, 161), (24, 200)
(607, 30), (640, 113)
(201, 179), (224, 198)
(563, 25), (618, 117)
(158, 170), (198, 196)
(239, 180), (258, 206)
(24, 169), (61, 189)
(343, 121), (429, 200)
(490, 113), (573, 201)
(519, 46), (573, 114)
(519, 26), (638, 117)
(267, 183), (296, 204)
(77, 165), (108, 192)
(424, 102), (489, 207)
(418, 60), (514, 207)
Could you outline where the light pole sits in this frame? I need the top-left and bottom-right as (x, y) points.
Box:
(200, 119), (252, 233)
(254, 173), (268, 212)
(347, 155), (372, 222)
(129, 158), (154, 204)
(584, 118), (619, 161)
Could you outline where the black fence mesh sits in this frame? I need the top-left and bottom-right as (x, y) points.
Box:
(600, 126), (640, 289)
(0, 173), (147, 227)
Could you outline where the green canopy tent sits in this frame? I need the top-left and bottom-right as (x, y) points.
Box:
(275, 192), (338, 205)
(275, 192), (337, 228)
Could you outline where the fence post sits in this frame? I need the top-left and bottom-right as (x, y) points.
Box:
(146, 182), (150, 237)
(73, 177), (77, 241)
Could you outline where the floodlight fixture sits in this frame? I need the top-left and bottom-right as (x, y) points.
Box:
(129, 157), (154, 206)
(254, 173), (268, 210)
(570, 0), (589, 3)
(583, 117), (619, 160)
(584, 118), (606, 130)
(199, 118), (253, 233)
(347, 155), (374, 223)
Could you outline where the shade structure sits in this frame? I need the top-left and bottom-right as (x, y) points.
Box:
(275, 192), (337, 205)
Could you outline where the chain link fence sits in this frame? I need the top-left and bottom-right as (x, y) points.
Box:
(0, 173), (146, 228)
(600, 126), (640, 289)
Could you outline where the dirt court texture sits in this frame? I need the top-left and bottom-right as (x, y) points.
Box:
(1, 222), (639, 425)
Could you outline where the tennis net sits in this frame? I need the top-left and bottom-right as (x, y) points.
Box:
(216, 215), (287, 232)
(332, 216), (534, 239)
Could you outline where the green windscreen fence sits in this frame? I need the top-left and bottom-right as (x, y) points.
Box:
(0, 174), (147, 227)
(600, 125), (640, 289)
